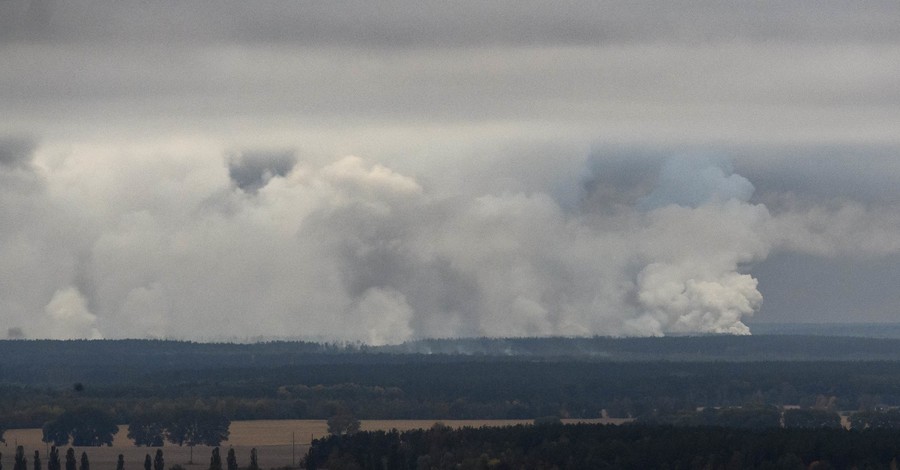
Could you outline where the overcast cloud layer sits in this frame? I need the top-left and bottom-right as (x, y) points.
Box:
(2, 1), (900, 341)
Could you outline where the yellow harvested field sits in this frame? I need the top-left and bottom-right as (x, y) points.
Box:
(1, 419), (619, 469)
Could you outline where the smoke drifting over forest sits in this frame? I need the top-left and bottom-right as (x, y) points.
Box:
(2, 1), (900, 341)
(3, 140), (899, 343)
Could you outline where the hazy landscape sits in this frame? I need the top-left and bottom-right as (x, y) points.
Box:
(2, 419), (610, 469)
(4, 0), (900, 468)
(5, 333), (900, 467)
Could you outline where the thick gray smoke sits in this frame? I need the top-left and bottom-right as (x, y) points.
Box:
(2, 145), (899, 342)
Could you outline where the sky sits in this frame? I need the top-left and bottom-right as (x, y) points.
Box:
(2, 1), (900, 342)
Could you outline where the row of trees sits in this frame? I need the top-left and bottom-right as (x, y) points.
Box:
(39, 407), (229, 448)
(641, 406), (844, 430)
(209, 447), (259, 470)
(0, 446), (91, 470)
(22, 402), (355, 450)
(645, 407), (900, 431)
(2, 447), (259, 470)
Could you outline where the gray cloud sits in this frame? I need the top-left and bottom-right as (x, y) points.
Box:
(3, 0), (898, 153)
(2, 2), (900, 340)
(6, 327), (26, 340)
(3, 140), (900, 341)
(0, 148), (786, 341)
(735, 145), (900, 207)
(2, 1), (899, 47)
(228, 150), (297, 194)
(751, 253), (900, 323)
(637, 155), (754, 210)
(0, 137), (36, 169)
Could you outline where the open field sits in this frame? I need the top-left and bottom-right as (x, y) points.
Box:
(1, 419), (617, 469)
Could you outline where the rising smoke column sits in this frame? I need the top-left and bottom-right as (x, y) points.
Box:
(1, 146), (775, 341)
(624, 156), (770, 335)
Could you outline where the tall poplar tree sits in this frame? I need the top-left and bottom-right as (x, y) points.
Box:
(208, 448), (221, 470)
(48, 447), (60, 470)
(14, 446), (27, 470)
(248, 449), (258, 470)
(64, 449), (75, 470)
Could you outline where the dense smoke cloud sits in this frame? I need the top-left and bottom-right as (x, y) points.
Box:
(2, 1), (900, 340)
(8, 143), (872, 342)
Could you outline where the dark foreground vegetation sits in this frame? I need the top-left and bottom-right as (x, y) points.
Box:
(306, 423), (900, 470)
(9, 336), (900, 467)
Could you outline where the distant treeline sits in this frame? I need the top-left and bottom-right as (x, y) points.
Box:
(7, 359), (900, 428)
(305, 423), (900, 469)
(9, 338), (900, 432)
(8, 335), (900, 385)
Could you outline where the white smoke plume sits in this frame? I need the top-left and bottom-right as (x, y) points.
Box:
(42, 287), (103, 340)
(3, 142), (897, 342)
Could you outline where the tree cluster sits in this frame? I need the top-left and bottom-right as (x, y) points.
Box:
(305, 422), (900, 469)
(37, 405), (229, 448)
(41, 408), (118, 446)
(128, 408), (230, 447)
(326, 406), (361, 436)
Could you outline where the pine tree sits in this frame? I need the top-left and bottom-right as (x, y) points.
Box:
(34, 451), (42, 470)
(116, 455), (124, 470)
(153, 450), (163, 470)
(78, 453), (88, 470)
(208, 448), (221, 470)
(64, 449), (75, 470)
(226, 449), (238, 470)
(142, 455), (151, 470)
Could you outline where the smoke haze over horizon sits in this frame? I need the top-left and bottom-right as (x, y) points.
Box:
(2, 1), (900, 342)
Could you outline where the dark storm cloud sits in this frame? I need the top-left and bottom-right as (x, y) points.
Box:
(227, 150), (297, 194)
(2, 0), (899, 47)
